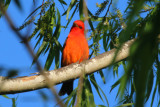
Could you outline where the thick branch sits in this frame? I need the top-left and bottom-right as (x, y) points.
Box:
(0, 39), (135, 95)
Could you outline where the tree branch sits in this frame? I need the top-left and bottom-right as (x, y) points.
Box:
(0, 38), (135, 95)
(0, 3), (64, 106)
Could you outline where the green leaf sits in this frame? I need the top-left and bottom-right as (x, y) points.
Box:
(71, 90), (77, 107)
(53, 38), (63, 51)
(0, 0), (11, 18)
(36, 41), (48, 56)
(65, 88), (77, 105)
(58, 0), (67, 5)
(88, 19), (95, 31)
(12, 96), (18, 107)
(151, 82), (157, 107)
(79, 0), (84, 20)
(97, 105), (106, 107)
(110, 77), (122, 93)
(17, 17), (35, 31)
(2, 95), (11, 99)
(84, 78), (96, 107)
(113, 62), (122, 77)
(52, 8), (61, 39)
(65, 4), (78, 29)
(28, 3), (55, 42)
(120, 103), (134, 106)
(32, 41), (48, 65)
(90, 76), (109, 106)
(28, 26), (40, 41)
(24, 5), (42, 22)
(55, 96), (68, 106)
(12, 98), (16, 107)
(54, 46), (60, 69)
(44, 47), (55, 70)
(5, 0), (11, 9)
(90, 74), (104, 103)
(98, 70), (106, 84)
(34, 34), (43, 49)
(19, 1), (51, 30)
(62, 0), (77, 19)
(38, 91), (48, 101)
(102, 32), (107, 52)
(145, 69), (154, 102)
(13, 0), (22, 10)
(44, 45), (50, 54)
(88, 8), (94, 17)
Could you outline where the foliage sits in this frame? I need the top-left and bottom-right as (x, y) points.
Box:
(0, 0), (11, 18)
(1, 0), (160, 106)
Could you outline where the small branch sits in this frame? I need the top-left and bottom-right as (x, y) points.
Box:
(0, 38), (136, 95)
(75, 0), (89, 106)
(103, 0), (112, 22)
(40, 0), (45, 17)
(139, 8), (153, 13)
(0, 0), (43, 75)
(0, 3), (64, 107)
(105, 0), (112, 17)
(75, 68), (85, 107)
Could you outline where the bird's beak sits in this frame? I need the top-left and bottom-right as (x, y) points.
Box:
(73, 23), (79, 27)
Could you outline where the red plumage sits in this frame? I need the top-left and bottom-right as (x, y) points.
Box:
(58, 20), (89, 96)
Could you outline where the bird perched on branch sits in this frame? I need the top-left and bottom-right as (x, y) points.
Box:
(58, 20), (89, 96)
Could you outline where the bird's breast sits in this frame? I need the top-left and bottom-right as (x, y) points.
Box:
(61, 35), (89, 66)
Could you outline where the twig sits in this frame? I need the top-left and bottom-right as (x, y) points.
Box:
(139, 8), (153, 13)
(75, 67), (85, 107)
(0, 3), (64, 107)
(103, 0), (112, 22)
(75, 0), (89, 106)
(40, 0), (45, 17)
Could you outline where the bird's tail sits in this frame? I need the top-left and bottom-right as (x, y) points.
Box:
(58, 80), (73, 96)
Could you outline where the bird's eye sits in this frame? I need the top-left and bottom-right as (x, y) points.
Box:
(79, 26), (82, 29)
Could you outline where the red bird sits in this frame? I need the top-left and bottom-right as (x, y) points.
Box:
(59, 20), (89, 96)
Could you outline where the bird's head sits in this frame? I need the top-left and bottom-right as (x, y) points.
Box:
(71, 20), (85, 32)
